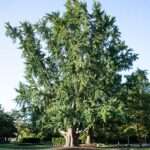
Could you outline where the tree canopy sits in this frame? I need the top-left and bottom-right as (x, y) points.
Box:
(5, 0), (149, 147)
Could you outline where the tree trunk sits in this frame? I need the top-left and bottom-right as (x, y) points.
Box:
(117, 139), (120, 146)
(59, 128), (77, 147)
(86, 128), (92, 144)
(86, 135), (91, 144)
(67, 128), (74, 147)
(127, 136), (130, 145)
(144, 135), (147, 144)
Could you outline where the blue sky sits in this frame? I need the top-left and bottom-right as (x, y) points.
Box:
(0, 0), (150, 111)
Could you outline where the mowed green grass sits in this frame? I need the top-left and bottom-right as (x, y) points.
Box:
(0, 144), (51, 150)
(1, 144), (150, 150)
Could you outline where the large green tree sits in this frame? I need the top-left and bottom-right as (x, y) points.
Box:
(6, 0), (137, 146)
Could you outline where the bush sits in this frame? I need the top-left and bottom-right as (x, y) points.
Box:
(52, 137), (65, 146)
(20, 137), (40, 144)
(79, 132), (87, 144)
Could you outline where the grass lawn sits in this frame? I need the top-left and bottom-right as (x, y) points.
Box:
(1, 144), (150, 150)
(0, 144), (51, 149)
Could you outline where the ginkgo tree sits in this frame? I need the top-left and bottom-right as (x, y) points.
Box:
(6, 0), (137, 147)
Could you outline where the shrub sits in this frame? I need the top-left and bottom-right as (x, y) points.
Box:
(52, 137), (65, 146)
(20, 137), (40, 144)
(79, 132), (87, 144)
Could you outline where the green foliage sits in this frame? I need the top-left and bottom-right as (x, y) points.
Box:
(5, 0), (150, 144)
(51, 137), (65, 146)
(17, 124), (35, 141)
(123, 69), (150, 138)
(79, 132), (87, 144)
(0, 105), (17, 143)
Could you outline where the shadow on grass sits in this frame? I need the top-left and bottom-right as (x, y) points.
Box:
(0, 143), (51, 149)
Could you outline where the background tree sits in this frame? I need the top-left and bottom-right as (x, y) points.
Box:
(123, 69), (150, 144)
(0, 105), (17, 143)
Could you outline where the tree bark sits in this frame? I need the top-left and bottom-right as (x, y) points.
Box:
(86, 128), (92, 144)
(67, 128), (74, 147)
(59, 128), (77, 147)
(144, 135), (147, 144)
(127, 136), (130, 145)
(86, 135), (91, 144)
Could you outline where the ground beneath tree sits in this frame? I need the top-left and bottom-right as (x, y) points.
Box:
(52, 144), (97, 150)
(52, 147), (97, 150)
